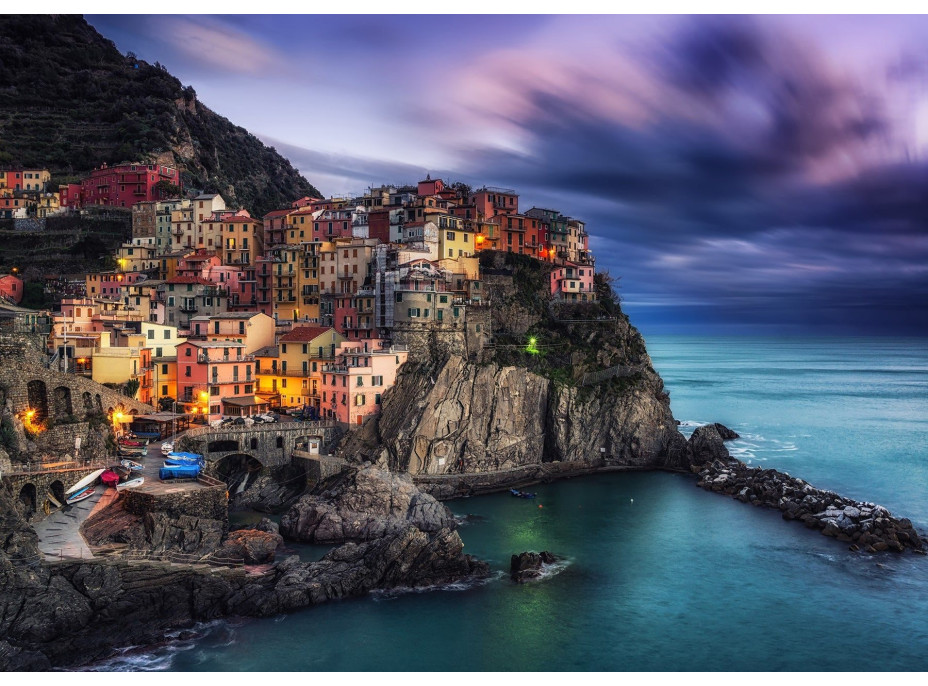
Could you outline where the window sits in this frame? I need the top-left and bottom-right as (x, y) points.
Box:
(147, 329), (155, 340)
(372, 375), (383, 386)
(446, 231), (455, 241)
(276, 437), (283, 448)
(185, 366), (191, 377)
(282, 378), (287, 388)
(162, 385), (168, 396)
(356, 394), (365, 406)
(251, 438), (258, 450)
(375, 393), (382, 405)
(439, 295), (448, 304)
(185, 347), (191, 357)
(357, 377), (364, 387)
(164, 329), (170, 339)
(395, 292), (403, 302)
(282, 344), (287, 353)
(161, 363), (168, 374)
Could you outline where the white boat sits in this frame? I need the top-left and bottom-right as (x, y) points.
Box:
(65, 468), (105, 495)
(116, 477), (144, 491)
(66, 486), (95, 505)
(160, 442), (174, 455)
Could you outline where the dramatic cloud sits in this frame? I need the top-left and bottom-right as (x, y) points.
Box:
(88, 15), (928, 335)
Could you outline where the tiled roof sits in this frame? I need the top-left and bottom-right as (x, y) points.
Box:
(279, 326), (334, 342)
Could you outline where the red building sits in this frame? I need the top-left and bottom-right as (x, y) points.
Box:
(366, 208), (392, 244)
(74, 163), (182, 209)
(417, 175), (445, 197)
(0, 274), (24, 304)
(470, 187), (519, 218)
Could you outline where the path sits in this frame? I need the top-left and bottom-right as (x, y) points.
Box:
(32, 487), (113, 561)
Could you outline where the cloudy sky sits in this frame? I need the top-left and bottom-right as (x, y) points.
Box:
(87, 14), (928, 336)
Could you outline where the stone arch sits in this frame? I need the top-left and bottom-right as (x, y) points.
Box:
(95, 394), (102, 411)
(129, 408), (138, 415)
(208, 439), (240, 453)
(53, 385), (73, 418)
(50, 480), (65, 506)
(214, 453), (264, 495)
(18, 483), (37, 519)
(82, 391), (93, 411)
(26, 380), (48, 421)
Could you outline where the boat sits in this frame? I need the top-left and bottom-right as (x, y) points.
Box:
(65, 468), (105, 495)
(166, 451), (203, 462)
(163, 453), (204, 467)
(118, 439), (147, 448)
(160, 442), (174, 455)
(159, 465), (201, 480)
(66, 486), (95, 505)
(101, 469), (120, 488)
(120, 459), (144, 472)
(509, 488), (537, 499)
(112, 465), (131, 480)
(116, 477), (144, 492)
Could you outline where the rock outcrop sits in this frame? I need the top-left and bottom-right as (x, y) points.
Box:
(280, 466), (456, 543)
(687, 424), (733, 464)
(0, 479), (487, 670)
(212, 529), (282, 565)
(693, 457), (928, 553)
(510, 551), (557, 583)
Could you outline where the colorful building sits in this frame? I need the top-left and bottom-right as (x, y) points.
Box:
(0, 274), (24, 304)
(320, 340), (408, 426)
(77, 162), (181, 209)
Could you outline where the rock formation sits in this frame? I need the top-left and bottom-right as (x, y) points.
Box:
(693, 457), (927, 553)
(510, 551), (558, 583)
(0, 474), (487, 670)
(280, 466), (457, 543)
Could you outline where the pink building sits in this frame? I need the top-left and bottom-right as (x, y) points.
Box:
(75, 162), (182, 209)
(176, 340), (261, 421)
(549, 262), (596, 302)
(0, 274), (23, 304)
(320, 341), (408, 426)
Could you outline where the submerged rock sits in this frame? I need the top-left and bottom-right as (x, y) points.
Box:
(280, 466), (456, 543)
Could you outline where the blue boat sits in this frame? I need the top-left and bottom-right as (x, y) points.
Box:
(509, 488), (537, 499)
(165, 452), (204, 464)
(159, 465), (201, 480)
(164, 456), (203, 467)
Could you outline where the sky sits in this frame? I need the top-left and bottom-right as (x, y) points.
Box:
(86, 14), (928, 337)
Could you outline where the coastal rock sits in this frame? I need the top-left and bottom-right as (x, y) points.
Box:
(279, 466), (456, 544)
(694, 457), (928, 554)
(688, 425), (730, 465)
(0, 484), (489, 670)
(711, 423), (741, 440)
(510, 551), (557, 583)
(253, 517), (280, 536)
(212, 529), (282, 565)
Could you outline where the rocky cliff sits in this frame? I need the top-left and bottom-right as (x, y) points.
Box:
(341, 253), (688, 487)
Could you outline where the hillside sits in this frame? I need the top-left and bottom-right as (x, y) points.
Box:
(0, 15), (320, 216)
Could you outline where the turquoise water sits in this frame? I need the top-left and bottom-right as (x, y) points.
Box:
(93, 337), (928, 671)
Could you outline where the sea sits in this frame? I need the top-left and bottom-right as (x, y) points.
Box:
(89, 336), (928, 672)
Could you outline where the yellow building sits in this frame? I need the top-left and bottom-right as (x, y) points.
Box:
(254, 345), (283, 408)
(152, 355), (178, 406)
(36, 192), (61, 218)
(188, 312), (275, 354)
(117, 237), (158, 273)
(257, 326), (347, 410)
(220, 213), (263, 267)
(430, 212), (475, 260)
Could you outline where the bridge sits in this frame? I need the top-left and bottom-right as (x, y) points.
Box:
(178, 421), (341, 468)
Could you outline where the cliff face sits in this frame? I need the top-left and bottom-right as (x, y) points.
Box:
(342, 253), (688, 480)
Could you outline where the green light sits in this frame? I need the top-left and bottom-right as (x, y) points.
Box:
(526, 336), (539, 355)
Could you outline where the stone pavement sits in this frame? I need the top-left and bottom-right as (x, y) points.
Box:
(32, 487), (104, 561)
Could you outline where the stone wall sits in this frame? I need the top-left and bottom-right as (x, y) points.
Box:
(122, 483), (228, 523)
(0, 332), (152, 438)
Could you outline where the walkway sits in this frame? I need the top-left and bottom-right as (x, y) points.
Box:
(32, 487), (113, 561)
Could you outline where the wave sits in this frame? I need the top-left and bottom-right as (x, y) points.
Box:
(79, 619), (242, 672)
(372, 570), (506, 600)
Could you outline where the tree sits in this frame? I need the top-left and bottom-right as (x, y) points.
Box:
(124, 378), (140, 399)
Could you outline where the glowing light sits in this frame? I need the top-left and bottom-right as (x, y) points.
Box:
(526, 336), (539, 355)
(199, 391), (209, 401)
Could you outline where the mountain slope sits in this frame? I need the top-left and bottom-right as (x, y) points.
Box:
(0, 15), (320, 215)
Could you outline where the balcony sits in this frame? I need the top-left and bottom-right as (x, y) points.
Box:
(179, 304), (198, 313)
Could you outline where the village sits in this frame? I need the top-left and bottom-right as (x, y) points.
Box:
(1, 163), (598, 429)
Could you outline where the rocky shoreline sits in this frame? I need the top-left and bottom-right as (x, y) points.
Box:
(688, 425), (928, 554)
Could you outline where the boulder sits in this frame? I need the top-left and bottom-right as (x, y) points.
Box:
(280, 466), (457, 544)
(687, 424), (731, 465)
(213, 529), (282, 565)
(510, 551), (558, 583)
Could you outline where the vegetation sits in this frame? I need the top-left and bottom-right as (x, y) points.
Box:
(123, 378), (140, 399)
(0, 15), (320, 216)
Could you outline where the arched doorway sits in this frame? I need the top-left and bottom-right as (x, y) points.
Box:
(49, 480), (66, 507)
(26, 380), (48, 422)
(18, 483), (37, 519)
(82, 391), (93, 411)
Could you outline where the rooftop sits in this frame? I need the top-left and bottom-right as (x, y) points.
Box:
(279, 326), (335, 342)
